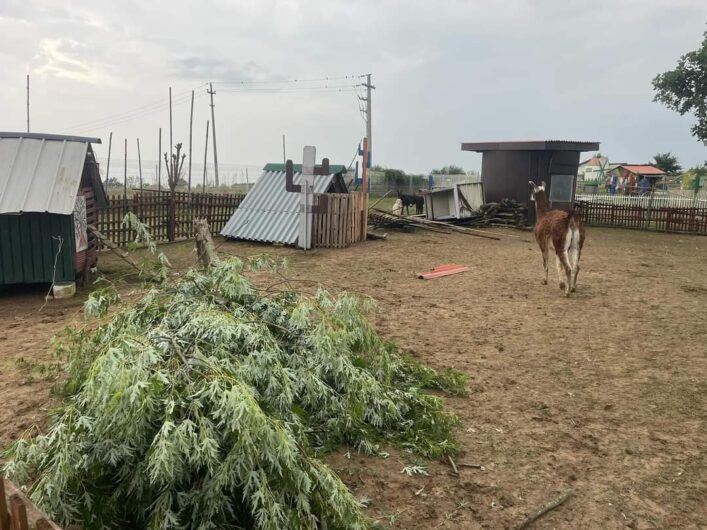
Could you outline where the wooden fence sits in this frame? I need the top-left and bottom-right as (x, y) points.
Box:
(99, 190), (244, 246)
(577, 200), (707, 235)
(1, 478), (62, 530)
(312, 191), (368, 248)
(575, 193), (707, 209)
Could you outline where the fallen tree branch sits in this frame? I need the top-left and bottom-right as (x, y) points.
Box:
(88, 225), (143, 275)
(458, 462), (485, 469)
(514, 490), (573, 530)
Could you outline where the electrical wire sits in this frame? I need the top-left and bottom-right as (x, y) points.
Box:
(213, 74), (366, 86)
(61, 84), (208, 133)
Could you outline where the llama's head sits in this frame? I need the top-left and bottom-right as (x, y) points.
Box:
(528, 181), (547, 200)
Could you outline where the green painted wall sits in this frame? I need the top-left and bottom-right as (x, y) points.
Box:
(0, 213), (76, 285)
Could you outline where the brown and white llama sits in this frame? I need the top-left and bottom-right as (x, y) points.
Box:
(529, 181), (585, 296)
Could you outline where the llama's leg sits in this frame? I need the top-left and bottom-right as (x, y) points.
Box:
(558, 251), (573, 296)
(568, 227), (582, 291)
(541, 241), (549, 285)
(555, 254), (566, 291)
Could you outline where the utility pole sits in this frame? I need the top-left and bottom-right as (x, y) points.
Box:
(123, 138), (127, 200)
(169, 87), (173, 161)
(136, 138), (143, 189)
(26, 74), (30, 133)
(359, 74), (376, 168)
(203, 119), (210, 191)
(207, 82), (219, 187)
(105, 132), (113, 187)
(188, 89), (194, 192)
(158, 127), (162, 191)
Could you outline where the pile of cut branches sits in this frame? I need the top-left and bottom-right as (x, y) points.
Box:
(4, 258), (464, 530)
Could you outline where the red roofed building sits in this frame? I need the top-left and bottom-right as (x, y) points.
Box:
(606, 164), (666, 194)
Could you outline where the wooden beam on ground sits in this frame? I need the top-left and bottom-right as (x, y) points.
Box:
(87, 224), (144, 275)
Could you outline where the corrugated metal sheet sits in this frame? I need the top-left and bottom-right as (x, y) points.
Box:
(0, 212), (75, 284)
(458, 182), (484, 210)
(0, 136), (90, 214)
(426, 183), (484, 220)
(220, 170), (335, 244)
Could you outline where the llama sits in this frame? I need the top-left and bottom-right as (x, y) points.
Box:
(529, 181), (585, 296)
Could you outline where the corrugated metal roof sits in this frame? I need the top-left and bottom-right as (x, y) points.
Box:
(613, 165), (666, 176)
(0, 135), (95, 214)
(220, 170), (335, 245)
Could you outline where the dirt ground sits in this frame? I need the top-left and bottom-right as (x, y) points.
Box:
(1, 227), (706, 529)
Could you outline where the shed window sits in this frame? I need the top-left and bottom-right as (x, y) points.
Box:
(549, 174), (574, 202)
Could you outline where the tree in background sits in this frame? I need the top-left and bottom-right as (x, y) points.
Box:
(681, 165), (707, 193)
(653, 31), (707, 145)
(431, 165), (465, 175)
(652, 152), (682, 175)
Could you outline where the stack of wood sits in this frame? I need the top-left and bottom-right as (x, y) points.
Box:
(368, 208), (500, 240)
(459, 199), (528, 228)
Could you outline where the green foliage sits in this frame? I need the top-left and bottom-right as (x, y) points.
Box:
(122, 212), (172, 281)
(651, 152), (682, 176)
(681, 165), (707, 191)
(653, 31), (707, 145)
(4, 259), (464, 530)
(431, 165), (465, 175)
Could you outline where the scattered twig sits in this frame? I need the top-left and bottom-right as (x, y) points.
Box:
(447, 456), (458, 475)
(458, 462), (485, 469)
(513, 490), (573, 530)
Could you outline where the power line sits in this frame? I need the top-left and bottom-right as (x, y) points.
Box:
(219, 84), (359, 93)
(61, 92), (207, 133)
(213, 74), (366, 86)
(60, 84), (207, 133)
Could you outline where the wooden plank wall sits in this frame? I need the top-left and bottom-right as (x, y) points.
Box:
(311, 192), (368, 248)
(577, 201), (707, 235)
(98, 190), (244, 247)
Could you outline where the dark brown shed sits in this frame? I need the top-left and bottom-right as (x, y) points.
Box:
(461, 140), (600, 224)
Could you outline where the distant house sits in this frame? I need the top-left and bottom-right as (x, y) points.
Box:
(606, 164), (666, 194)
(578, 155), (609, 182)
(0, 132), (107, 287)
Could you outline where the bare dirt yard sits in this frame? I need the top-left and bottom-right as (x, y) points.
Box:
(1, 227), (706, 529)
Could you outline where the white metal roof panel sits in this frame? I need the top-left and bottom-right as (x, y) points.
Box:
(220, 170), (335, 245)
(0, 137), (90, 214)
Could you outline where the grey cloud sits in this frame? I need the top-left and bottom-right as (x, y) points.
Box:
(172, 56), (283, 83)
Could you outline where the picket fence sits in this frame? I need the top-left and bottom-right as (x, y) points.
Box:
(575, 193), (707, 209)
(576, 199), (707, 235)
(99, 190), (244, 246)
(311, 191), (368, 248)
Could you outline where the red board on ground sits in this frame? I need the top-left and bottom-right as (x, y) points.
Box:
(417, 264), (469, 280)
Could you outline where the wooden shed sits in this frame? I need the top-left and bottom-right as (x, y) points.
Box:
(0, 132), (107, 287)
(461, 140), (600, 224)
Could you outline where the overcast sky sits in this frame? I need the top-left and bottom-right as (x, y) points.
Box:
(1, 0), (706, 181)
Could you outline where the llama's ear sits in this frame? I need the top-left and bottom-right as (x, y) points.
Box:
(528, 181), (536, 189)
(541, 181), (547, 189)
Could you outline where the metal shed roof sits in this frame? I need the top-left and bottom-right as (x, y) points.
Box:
(0, 133), (102, 215)
(461, 140), (600, 152)
(220, 170), (336, 245)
